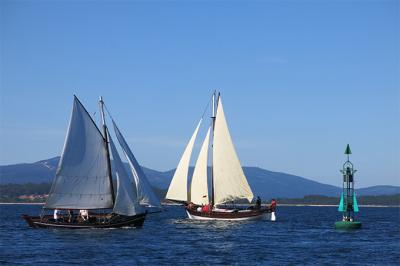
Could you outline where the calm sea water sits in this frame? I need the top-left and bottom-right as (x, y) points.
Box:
(0, 204), (399, 265)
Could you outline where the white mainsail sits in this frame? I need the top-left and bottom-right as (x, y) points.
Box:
(112, 120), (161, 208)
(212, 97), (254, 204)
(165, 119), (202, 202)
(109, 134), (142, 216)
(190, 127), (210, 205)
(45, 96), (114, 209)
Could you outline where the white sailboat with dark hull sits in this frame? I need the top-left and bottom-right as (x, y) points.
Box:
(166, 92), (274, 221)
(22, 95), (160, 229)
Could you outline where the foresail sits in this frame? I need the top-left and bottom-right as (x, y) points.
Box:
(166, 119), (202, 202)
(190, 127), (210, 205)
(112, 120), (161, 208)
(212, 97), (253, 204)
(109, 134), (142, 216)
(45, 96), (113, 209)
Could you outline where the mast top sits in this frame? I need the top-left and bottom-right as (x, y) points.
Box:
(212, 90), (217, 119)
(99, 96), (107, 127)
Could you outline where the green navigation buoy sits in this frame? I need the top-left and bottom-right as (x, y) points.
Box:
(335, 144), (362, 230)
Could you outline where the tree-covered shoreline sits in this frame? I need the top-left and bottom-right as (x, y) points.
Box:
(1, 183), (399, 206)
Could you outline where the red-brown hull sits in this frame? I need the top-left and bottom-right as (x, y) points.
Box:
(186, 207), (272, 221)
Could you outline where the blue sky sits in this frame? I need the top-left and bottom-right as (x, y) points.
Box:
(1, 0), (399, 187)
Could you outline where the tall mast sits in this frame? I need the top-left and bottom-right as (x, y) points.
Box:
(99, 96), (115, 205)
(210, 90), (217, 207)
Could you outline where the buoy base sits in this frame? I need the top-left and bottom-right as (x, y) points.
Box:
(334, 221), (362, 230)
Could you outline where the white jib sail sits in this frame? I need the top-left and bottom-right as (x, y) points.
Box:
(212, 97), (254, 204)
(109, 134), (142, 216)
(112, 120), (161, 208)
(45, 96), (113, 209)
(190, 126), (210, 205)
(166, 119), (202, 202)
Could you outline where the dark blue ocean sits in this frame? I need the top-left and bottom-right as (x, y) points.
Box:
(0, 204), (399, 265)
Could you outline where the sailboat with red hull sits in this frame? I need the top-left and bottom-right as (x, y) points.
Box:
(166, 92), (275, 221)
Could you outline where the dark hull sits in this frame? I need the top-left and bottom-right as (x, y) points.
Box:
(186, 207), (272, 221)
(21, 213), (146, 229)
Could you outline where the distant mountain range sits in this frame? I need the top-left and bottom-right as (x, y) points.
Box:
(1, 157), (398, 199)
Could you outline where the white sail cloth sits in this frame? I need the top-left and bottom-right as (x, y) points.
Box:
(45, 97), (113, 209)
(112, 120), (161, 208)
(212, 97), (254, 204)
(190, 127), (210, 205)
(166, 119), (202, 202)
(109, 134), (142, 216)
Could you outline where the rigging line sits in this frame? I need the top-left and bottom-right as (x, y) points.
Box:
(103, 102), (125, 137)
(103, 102), (116, 123)
(200, 90), (216, 119)
(104, 91), (214, 123)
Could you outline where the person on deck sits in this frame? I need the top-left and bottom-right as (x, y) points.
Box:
(270, 199), (277, 211)
(255, 196), (261, 209)
(53, 209), (61, 222)
(67, 209), (74, 223)
(202, 204), (210, 212)
(80, 209), (89, 221)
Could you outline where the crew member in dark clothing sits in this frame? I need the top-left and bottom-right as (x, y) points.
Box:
(255, 196), (261, 209)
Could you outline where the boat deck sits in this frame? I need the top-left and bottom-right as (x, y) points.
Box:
(22, 213), (146, 229)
